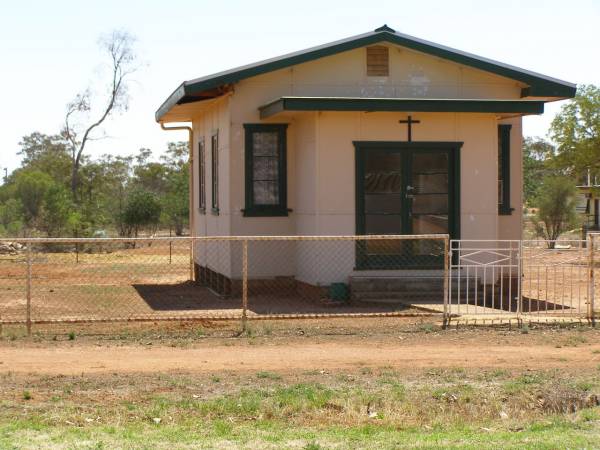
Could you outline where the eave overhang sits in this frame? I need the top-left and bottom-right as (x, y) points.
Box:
(259, 97), (546, 119)
(155, 25), (575, 122)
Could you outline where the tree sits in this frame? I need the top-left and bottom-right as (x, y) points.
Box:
(549, 84), (600, 180)
(17, 132), (72, 185)
(62, 30), (139, 198)
(132, 148), (168, 194)
(122, 190), (162, 238)
(161, 169), (188, 235)
(532, 176), (578, 248)
(65, 211), (89, 238)
(41, 184), (74, 237)
(0, 199), (24, 237)
(523, 137), (554, 205)
(14, 170), (54, 229)
(160, 142), (189, 235)
(78, 153), (133, 233)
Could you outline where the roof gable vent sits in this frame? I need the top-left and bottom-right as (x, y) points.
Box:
(366, 45), (389, 77)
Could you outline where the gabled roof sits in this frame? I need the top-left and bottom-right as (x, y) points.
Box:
(156, 25), (576, 122)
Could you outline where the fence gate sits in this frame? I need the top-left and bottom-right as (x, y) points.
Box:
(449, 239), (594, 321)
(449, 240), (520, 317)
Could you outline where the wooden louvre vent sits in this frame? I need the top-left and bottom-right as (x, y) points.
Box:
(366, 45), (389, 76)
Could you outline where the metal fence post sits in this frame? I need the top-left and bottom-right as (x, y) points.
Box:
(26, 244), (32, 336)
(517, 240), (523, 322)
(443, 235), (449, 329)
(589, 234), (596, 326)
(189, 238), (195, 281)
(241, 239), (248, 331)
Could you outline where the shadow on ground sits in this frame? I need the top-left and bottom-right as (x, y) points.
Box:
(133, 281), (416, 315)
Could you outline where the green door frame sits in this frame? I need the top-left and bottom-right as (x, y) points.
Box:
(354, 141), (462, 270)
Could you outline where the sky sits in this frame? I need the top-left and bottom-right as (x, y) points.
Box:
(1, 0), (598, 176)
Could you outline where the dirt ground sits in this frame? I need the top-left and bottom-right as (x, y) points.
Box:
(2, 319), (600, 375)
(3, 320), (600, 448)
(2, 337), (600, 375)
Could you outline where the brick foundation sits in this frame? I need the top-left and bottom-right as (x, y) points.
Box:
(194, 263), (327, 300)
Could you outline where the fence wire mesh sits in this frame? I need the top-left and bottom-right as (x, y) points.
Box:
(243, 236), (448, 319)
(2, 234), (600, 331)
(0, 235), (448, 328)
(521, 240), (589, 318)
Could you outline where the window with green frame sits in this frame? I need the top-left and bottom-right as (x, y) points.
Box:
(198, 138), (206, 213)
(498, 124), (512, 215)
(243, 124), (288, 216)
(211, 131), (219, 215)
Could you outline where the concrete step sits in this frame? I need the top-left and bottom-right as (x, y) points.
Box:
(352, 290), (443, 300)
(350, 278), (445, 292)
(353, 297), (426, 305)
(351, 281), (477, 293)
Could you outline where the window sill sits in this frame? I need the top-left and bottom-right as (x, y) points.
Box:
(211, 208), (220, 216)
(498, 206), (514, 216)
(242, 207), (291, 217)
(198, 208), (206, 215)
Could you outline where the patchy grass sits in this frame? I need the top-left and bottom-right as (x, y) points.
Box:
(2, 418), (600, 449)
(256, 371), (282, 381)
(1, 368), (599, 448)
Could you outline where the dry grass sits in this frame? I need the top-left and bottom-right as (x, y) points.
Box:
(1, 366), (599, 448)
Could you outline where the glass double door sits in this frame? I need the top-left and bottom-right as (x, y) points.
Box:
(356, 144), (457, 269)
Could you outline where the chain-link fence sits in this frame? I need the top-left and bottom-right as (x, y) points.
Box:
(3, 233), (600, 333)
(0, 235), (449, 333)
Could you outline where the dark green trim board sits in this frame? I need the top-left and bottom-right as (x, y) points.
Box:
(156, 26), (575, 121)
(259, 97), (545, 118)
(354, 141), (461, 270)
(243, 124), (289, 217)
(498, 124), (513, 215)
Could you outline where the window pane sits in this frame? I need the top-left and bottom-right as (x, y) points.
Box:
(365, 239), (406, 256)
(412, 152), (448, 174)
(212, 133), (218, 210)
(365, 150), (402, 172)
(412, 194), (448, 214)
(253, 131), (279, 157)
(198, 141), (205, 210)
(412, 214), (448, 234)
(253, 157), (279, 181)
(365, 172), (402, 194)
(365, 193), (403, 214)
(253, 181), (279, 205)
(365, 214), (402, 234)
(244, 125), (287, 214)
(412, 174), (448, 194)
(498, 128), (503, 205)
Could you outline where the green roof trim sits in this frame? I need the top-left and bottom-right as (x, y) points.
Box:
(156, 26), (575, 121)
(259, 97), (545, 118)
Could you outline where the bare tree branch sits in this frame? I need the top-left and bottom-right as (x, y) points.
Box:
(63, 30), (139, 198)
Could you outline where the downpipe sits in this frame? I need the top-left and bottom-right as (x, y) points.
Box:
(160, 123), (195, 281)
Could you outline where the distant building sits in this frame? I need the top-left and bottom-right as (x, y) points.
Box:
(577, 171), (600, 237)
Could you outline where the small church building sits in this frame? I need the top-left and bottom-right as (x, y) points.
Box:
(156, 25), (575, 293)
